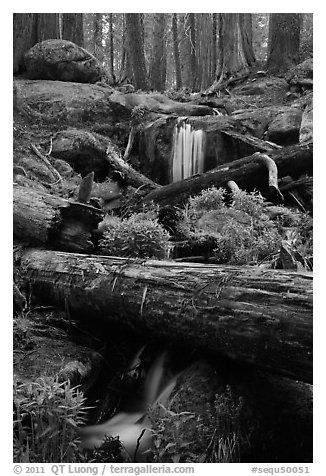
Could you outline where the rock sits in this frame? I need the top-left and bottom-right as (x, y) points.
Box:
(51, 129), (110, 180)
(232, 77), (287, 96)
(16, 78), (128, 124)
(13, 311), (103, 391)
(299, 99), (313, 144)
(24, 39), (102, 83)
(265, 108), (302, 146)
(285, 59), (313, 91)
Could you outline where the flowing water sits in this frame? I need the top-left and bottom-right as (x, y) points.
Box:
(79, 350), (178, 461)
(171, 119), (206, 182)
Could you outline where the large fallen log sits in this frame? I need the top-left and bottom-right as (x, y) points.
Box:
(13, 185), (102, 252)
(143, 143), (312, 207)
(18, 249), (313, 383)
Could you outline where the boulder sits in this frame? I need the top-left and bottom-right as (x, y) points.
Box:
(299, 99), (313, 144)
(24, 39), (102, 83)
(285, 59), (313, 91)
(13, 311), (103, 392)
(265, 108), (302, 146)
(51, 129), (110, 180)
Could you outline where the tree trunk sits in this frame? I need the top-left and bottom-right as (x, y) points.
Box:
(240, 13), (255, 66)
(13, 185), (102, 252)
(93, 14), (103, 63)
(209, 13), (250, 92)
(143, 143), (312, 208)
(211, 13), (217, 80)
(181, 13), (197, 90)
(149, 14), (167, 92)
(266, 14), (302, 73)
(62, 13), (84, 47)
(13, 13), (37, 73)
(109, 13), (116, 84)
(36, 13), (60, 42)
(172, 13), (182, 89)
(18, 249), (312, 383)
(119, 15), (133, 84)
(125, 14), (149, 91)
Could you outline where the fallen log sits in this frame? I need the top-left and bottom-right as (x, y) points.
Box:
(13, 185), (102, 252)
(19, 249), (313, 383)
(143, 143), (312, 207)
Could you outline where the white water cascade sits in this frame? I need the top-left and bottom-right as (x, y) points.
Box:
(171, 119), (206, 182)
(79, 350), (179, 462)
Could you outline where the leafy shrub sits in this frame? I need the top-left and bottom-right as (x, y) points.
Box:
(13, 377), (87, 463)
(99, 214), (171, 259)
(187, 187), (225, 217)
(148, 386), (244, 463)
(179, 187), (282, 265)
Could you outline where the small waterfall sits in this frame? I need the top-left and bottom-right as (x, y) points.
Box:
(79, 350), (178, 461)
(172, 119), (205, 182)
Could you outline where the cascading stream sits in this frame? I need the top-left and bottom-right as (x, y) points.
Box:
(79, 350), (178, 462)
(172, 119), (206, 182)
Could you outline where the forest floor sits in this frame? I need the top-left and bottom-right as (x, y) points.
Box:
(13, 69), (308, 388)
(13, 70), (313, 463)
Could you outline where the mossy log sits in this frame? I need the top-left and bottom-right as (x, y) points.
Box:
(19, 249), (313, 383)
(13, 185), (102, 252)
(143, 143), (312, 207)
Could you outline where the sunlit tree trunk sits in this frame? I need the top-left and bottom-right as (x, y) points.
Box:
(172, 13), (182, 89)
(125, 13), (149, 90)
(62, 13), (84, 47)
(266, 14), (302, 73)
(149, 13), (167, 91)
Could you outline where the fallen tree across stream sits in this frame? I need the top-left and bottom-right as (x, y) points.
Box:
(143, 142), (313, 207)
(18, 249), (313, 384)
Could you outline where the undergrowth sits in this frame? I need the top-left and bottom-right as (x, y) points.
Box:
(98, 211), (171, 259)
(179, 187), (312, 267)
(13, 377), (87, 463)
(148, 385), (245, 463)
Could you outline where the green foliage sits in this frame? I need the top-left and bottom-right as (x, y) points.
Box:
(148, 386), (244, 463)
(13, 377), (87, 463)
(99, 213), (171, 259)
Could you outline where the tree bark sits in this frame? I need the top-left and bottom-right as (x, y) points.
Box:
(149, 14), (167, 92)
(108, 13), (116, 84)
(13, 185), (102, 252)
(172, 14), (182, 89)
(181, 13), (198, 90)
(239, 13), (255, 66)
(125, 14), (149, 91)
(13, 13), (37, 73)
(143, 143), (312, 207)
(93, 14), (103, 63)
(36, 13), (60, 42)
(18, 249), (312, 383)
(208, 13), (250, 93)
(266, 14), (302, 73)
(62, 13), (84, 47)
